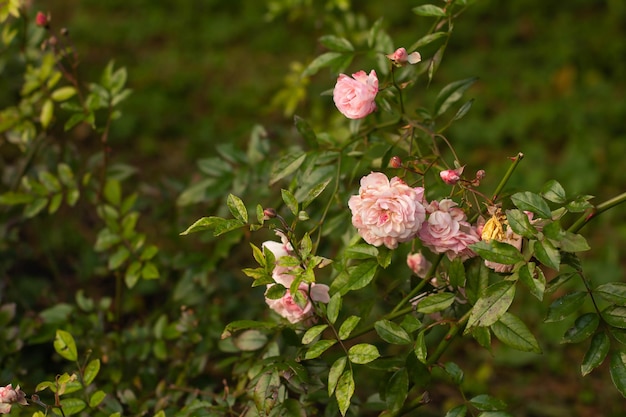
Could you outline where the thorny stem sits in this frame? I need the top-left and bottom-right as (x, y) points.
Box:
(567, 191), (626, 234)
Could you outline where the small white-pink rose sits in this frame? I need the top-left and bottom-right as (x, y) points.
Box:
(386, 47), (421, 66)
(333, 70), (378, 119)
(262, 235), (329, 325)
(0, 384), (27, 414)
(419, 199), (480, 260)
(439, 166), (464, 185)
(407, 252), (432, 278)
(348, 172), (426, 249)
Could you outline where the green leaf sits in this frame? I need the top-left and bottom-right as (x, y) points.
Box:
(305, 339), (337, 360)
(233, 329), (268, 351)
(226, 194), (248, 223)
(301, 178), (331, 209)
(89, 390), (106, 408)
(518, 262), (545, 300)
(281, 189), (298, 215)
(302, 324), (328, 345)
(326, 292), (341, 325)
(467, 281), (516, 329)
(319, 35), (354, 52)
(179, 216), (244, 236)
(374, 319), (412, 345)
(414, 331), (428, 363)
(141, 262), (159, 279)
(338, 316), (361, 340)
(254, 371), (279, 415)
(40, 99), (54, 129)
(348, 343), (380, 364)
(83, 359), (101, 385)
(413, 4), (447, 17)
(541, 180), (567, 204)
(342, 259), (378, 294)
(416, 292), (456, 314)
(533, 238), (561, 270)
(581, 332), (610, 376)
(444, 362), (464, 385)
(452, 98), (474, 121)
(0, 191), (35, 205)
(54, 329), (78, 361)
(505, 209), (537, 238)
(51, 86), (77, 101)
(595, 283), (626, 306)
(602, 305), (626, 329)
(386, 369), (409, 413)
(264, 284), (286, 300)
(294, 115), (317, 148)
(510, 192), (552, 219)
(562, 313), (600, 344)
(124, 261), (141, 288)
(59, 398), (86, 416)
(302, 52), (343, 77)
(544, 291), (586, 322)
(221, 320), (277, 339)
(108, 245), (130, 270)
(434, 77), (478, 117)
(470, 240), (524, 265)
(328, 356), (347, 397)
(409, 31), (448, 51)
(270, 151), (307, 185)
(609, 350), (626, 398)
(336, 369), (354, 416)
(445, 405), (468, 417)
(104, 179), (121, 206)
(558, 231), (590, 252)
(491, 312), (541, 353)
(469, 394), (507, 411)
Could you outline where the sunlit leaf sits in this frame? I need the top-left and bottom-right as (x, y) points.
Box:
(413, 4), (447, 17)
(603, 305), (626, 329)
(541, 180), (567, 204)
(226, 194), (248, 223)
(328, 356), (347, 397)
(374, 319), (412, 345)
(533, 238), (561, 270)
(338, 316), (361, 340)
(470, 240), (524, 265)
(336, 369), (354, 416)
(416, 292), (456, 314)
(348, 343), (380, 364)
(595, 283), (626, 306)
(305, 339), (337, 360)
(54, 330), (78, 361)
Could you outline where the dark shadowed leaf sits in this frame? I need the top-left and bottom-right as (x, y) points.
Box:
(533, 238), (561, 270)
(562, 313), (600, 344)
(545, 291), (586, 322)
(602, 305), (626, 329)
(386, 369), (409, 413)
(434, 77), (478, 117)
(445, 405), (467, 417)
(416, 292), (456, 314)
(270, 151), (307, 185)
(581, 332), (610, 376)
(595, 283), (626, 306)
(609, 350), (626, 398)
(413, 4), (447, 17)
(469, 394), (507, 411)
(541, 180), (567, 204)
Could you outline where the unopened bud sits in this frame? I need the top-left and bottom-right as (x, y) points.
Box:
(389, 156), (402, 168)
(475, 169), (486, 180)
(263, 208), (277, 220)
(35, 12), (49, 27)
(439, 169), (460, 185)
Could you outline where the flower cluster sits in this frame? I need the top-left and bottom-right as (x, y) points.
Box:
(0, 384), (27, 414)
(262, 233), (330, 324)
(349, 172), (482, 261)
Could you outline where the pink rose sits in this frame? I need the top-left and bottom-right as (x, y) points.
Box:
(333, 70), (378, 119)
(386, 47), (421, 66)
(0, 384), (27, 414)
(262, 235), (330, 325)
(348, 172), (426, 249)
(407, 252), (432, 278)
(35, 12), (49, 27)
(419, 199), (480, 260)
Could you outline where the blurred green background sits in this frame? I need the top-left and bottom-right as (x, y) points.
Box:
(8, 0), (626, 415)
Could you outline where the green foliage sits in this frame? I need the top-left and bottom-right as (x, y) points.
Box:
(1, 1), (625, 417)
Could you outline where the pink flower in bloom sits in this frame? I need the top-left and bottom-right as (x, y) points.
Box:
(333, 70), (378, 119)
(407, 252), (432, 278)
(262, 236), (329, 325)
(440, 166), (464, 185)
(419, 199), (480, 260)
(0, 384), (27, 414)
(35, 12), (48, 27)
(348, 172), (426, 249)
(386, 47), (422, 66)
